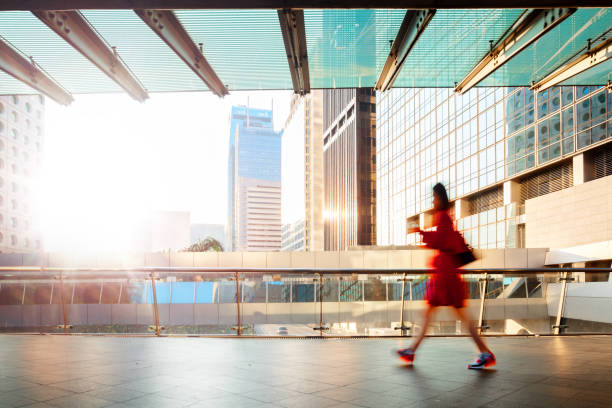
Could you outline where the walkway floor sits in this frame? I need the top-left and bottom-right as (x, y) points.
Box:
(0, 335), (611, 407)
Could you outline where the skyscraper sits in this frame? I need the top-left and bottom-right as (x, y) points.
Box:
(227, 106), (282, 252)
(0, 95), (44, 254)
(281, 91), (324, 252)
(323, 88), (377, 250)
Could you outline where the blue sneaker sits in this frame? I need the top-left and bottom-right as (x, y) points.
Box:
(468, 352), (496, 369)
(396, 348), (415, 364)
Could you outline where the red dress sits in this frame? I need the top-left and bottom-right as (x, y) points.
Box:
(420, 210), (467, 308)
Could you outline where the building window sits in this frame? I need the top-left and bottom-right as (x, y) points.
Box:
(11, 95), (18, 105)
(25, 102), (31, 113)
(0, 121), (3, 133)
(11, 111), (18, 123)
(12, 129), (18, 140)
(38, 95), (44, 105)
(23, 152), (28, 162)
(25, 119), (30, 129)
(11, 183), (17, 193)
(11, 235), (17, 246)
(11, 147), (17, 157)
(24, 238), (29, 248)
(23, 136), (28, 145)
(11, 200), (17, 210)
(11, 164), (17, 174)
(0, 102), (4, 113)
(11, 217), (17, 228)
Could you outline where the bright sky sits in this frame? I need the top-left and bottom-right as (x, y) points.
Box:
(40, 90), (292, 252)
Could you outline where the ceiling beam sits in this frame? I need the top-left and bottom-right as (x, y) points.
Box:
(0, 38), (73, 105)
(531, 38), (612, 92)
(2, 1), (610, 10)
(376, 9), (435, 92)
(135, 9), (228, 97)
(454, 8), (575, 94)
(32, 10), (148, 102)
(278, 9), (309, 95)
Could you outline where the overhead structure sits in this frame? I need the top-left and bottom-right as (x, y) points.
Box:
(278, 8), (310, 95)
(32, 10), (149, 102)
(135, 9), (229, 97)
(454, 8), (575, 94)
(376, 9), (435, 92)
(532, 37), (612, 92)
(2, 0), (611, 10)
(0, 37), (73, 105)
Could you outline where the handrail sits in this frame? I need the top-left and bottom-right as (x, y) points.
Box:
(0, 265), (609, 337)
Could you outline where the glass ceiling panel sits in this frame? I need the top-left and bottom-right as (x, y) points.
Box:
(393, 9), (524, 88)
(0, 71), (39, 95)
(481, 8), (612, 87)
(305, 9), (405, 89)
(175, 10), (292, 91)
(82, 10), (206, 93)
(0, 11), (121, 94)
(559, 59), (612, 86)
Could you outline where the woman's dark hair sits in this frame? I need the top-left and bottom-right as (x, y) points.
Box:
(433, 183), (450, 210)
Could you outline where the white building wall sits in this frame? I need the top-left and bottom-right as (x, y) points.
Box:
(526, 174), (612, 249)
(0, 95), (44, 254)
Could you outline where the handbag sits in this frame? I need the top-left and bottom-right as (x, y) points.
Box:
(455, 248), (476, 267)
(452, 230), (476, 267)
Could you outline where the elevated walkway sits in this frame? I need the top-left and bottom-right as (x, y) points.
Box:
(0, 335), (611, 407)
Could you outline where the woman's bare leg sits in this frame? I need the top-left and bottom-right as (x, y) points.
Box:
(454, 307), (492, 354)
(410, 306), (436, 352)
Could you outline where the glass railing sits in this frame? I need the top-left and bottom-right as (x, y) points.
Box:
(0, 267), (610, 336)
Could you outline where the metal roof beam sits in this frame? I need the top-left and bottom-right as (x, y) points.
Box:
(531, 38), (612, 92)
(376, 9), (435, 92)
(135, 9), (228, 97)
(278, 9), (310, 96)
(455, 8), (575, 94)
(3, 1), (611, 10)
(0, 38), (73, 105)
(33, 10), (148, 102)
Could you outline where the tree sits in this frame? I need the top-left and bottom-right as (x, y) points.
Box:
(183, 237), (224, 252)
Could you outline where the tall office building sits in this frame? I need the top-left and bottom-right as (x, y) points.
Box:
(323, 88), (376, 250)
(377, 86), (612, 259)
(0, 95), (44, 254)
(281, 91), (324, 252)
(227, 106), (282, 252)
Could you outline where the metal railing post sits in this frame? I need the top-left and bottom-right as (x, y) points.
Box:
(477, 273), (489, 335)
(59, 271), (68, 334)
(313, 273), (328, 336)
(150, 273), (161, 336)
(235, 272), (242, 336)
(395, 273), (410, 336)
(553, 271), (573, 335)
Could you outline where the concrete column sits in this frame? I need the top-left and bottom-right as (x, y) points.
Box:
(454, 199), (470, 220)
(503, 180), (521, 205)
(573, 153), (594, 185)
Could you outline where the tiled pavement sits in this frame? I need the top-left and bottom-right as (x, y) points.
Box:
(0, 335), (611, 407)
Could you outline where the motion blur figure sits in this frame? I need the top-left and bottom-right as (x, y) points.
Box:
(397, 183), (496, 369)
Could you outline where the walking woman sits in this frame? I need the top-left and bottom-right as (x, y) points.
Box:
(397, 183), (495, 369)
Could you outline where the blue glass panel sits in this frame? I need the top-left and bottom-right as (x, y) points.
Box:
(171, 282), (194, 304)
(195, 282), (215, 304)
